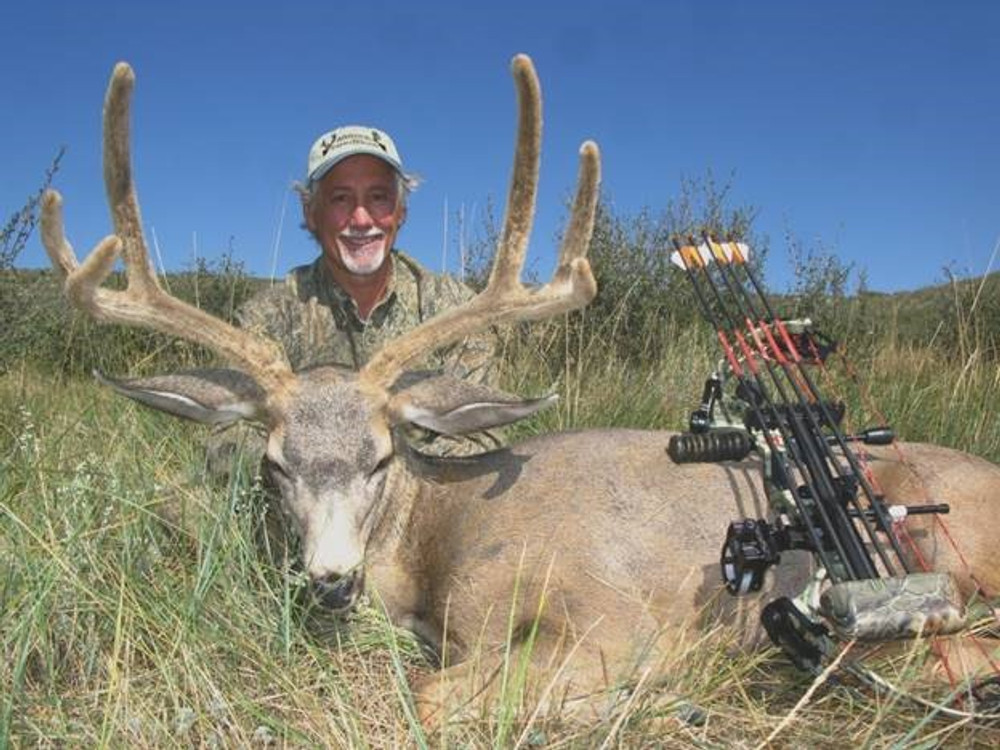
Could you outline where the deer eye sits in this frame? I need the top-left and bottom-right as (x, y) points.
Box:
(265, 456), (292, 482)
(369, 453), (393, 478)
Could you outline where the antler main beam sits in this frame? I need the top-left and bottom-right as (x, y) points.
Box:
(40, 62), (295, 402)
(361, 54), (601, 388)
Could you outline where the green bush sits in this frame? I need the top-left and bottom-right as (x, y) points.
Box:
(461, 172), (765, 380)
(0, 253), (262, 378)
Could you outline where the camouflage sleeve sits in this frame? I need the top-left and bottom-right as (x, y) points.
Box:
(422, 272), (501, 387)
(237, 284), (281, 335)
(236, 284), (331, 372)
(417, 272), (506, 456)
(236, 286), (299, 366)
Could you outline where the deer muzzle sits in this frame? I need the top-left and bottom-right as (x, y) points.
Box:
(313, 569), (364, 612)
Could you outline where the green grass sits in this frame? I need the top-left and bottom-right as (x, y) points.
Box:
(2, 317), (1000, 747)
(0, 374), (419, 747)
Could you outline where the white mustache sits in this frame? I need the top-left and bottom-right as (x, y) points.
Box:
(340, 229), (384, 240)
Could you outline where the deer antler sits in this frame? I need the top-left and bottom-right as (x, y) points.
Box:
(361, 54), (601, 389)
(40, 62), (296, 402)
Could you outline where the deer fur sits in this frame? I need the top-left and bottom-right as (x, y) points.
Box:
(40, 56), (1000, 726)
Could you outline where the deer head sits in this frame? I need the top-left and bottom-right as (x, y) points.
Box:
(41, 55), (600, 608)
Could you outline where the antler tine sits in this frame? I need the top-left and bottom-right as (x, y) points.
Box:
(40, 62), (296, 404)
(488, 53), (541, 292)
(552, 140), (600, 282)
(102, 63), (156, 297)
(361, 55), (600, 389)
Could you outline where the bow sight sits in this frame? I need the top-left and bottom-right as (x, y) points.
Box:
(667, 234), (968, 673)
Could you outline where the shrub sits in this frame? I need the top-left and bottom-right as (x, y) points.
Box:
(1, 258), (261, 378)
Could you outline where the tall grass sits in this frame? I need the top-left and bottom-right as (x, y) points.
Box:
(3, 290), (999, 747)
(0, 371), (429, 747)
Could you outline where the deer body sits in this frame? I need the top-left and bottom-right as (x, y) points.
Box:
(368, 430), (1000, 719)
(40, 56), (1000, 726)
(379, 429), (763, 647)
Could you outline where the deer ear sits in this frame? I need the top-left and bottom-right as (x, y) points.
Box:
(386, 372), (557, 435)
(95, 369), (268, 425)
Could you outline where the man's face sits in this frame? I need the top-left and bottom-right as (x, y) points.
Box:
(306, 155), (405, 277)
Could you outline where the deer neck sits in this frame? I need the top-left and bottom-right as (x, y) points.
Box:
(365, 447), (425, 562)
(360, 444), (445, 631)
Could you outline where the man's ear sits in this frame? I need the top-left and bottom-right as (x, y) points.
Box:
(302, 193), (317, 233)
(386, 372), (555, 435)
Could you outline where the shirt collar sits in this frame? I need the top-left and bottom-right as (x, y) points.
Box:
(312, 253), (404, 328)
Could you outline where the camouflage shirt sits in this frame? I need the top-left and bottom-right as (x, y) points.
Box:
(238, 251), (496, 384)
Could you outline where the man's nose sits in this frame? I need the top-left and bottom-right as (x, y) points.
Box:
(349, 203), (373, 227)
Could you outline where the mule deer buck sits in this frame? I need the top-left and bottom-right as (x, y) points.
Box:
(41, 55), (1000, 726)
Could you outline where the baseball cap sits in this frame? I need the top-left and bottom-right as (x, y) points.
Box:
(306, 125), (403, 185)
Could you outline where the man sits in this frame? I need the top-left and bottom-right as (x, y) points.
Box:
(242, 125), (495, 384)
(210, 126), (499, 474)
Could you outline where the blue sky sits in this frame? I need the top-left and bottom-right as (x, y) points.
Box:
(3, 1), (998, 293)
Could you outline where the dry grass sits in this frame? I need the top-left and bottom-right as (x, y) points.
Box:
(2, 320), (1000, 747)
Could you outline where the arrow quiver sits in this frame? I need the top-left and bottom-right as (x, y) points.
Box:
(666, 235), (975, 670)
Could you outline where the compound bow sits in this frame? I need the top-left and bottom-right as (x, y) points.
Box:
(668, 234), (1000, 718)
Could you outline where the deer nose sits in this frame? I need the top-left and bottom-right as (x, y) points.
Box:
(313, 570), (363, 611)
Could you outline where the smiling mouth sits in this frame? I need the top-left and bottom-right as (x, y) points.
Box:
(335, 231), (389, 275)
(340, 232), (383, 249)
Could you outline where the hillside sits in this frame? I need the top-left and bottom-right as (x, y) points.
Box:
(4, 264), (996, 377)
